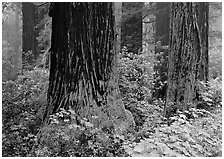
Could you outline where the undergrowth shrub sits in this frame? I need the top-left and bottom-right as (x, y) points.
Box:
(197, 78), (222, 110)
(130, 108), (222, 157)
(34, 108), (129, 157)
(118, 47), (154, 103)
(153, 46), (168, 99)
(2, 40), (19, 81)
(2, 68), (49, 157)
(118, 48), (155, 129)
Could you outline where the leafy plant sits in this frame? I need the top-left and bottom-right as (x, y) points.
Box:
(118, 47), (154, 102)
(129, 107), (222, 157)
(197, 79), (222, 110)
(118, 47), (155, 129)
(2, 68), (49, 157)
(2, 41), (19, 81)
(34, 108), (129, 157)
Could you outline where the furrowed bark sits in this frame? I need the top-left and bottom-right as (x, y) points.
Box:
(165, 2), (209, 116)
(45, 2), (134, 130)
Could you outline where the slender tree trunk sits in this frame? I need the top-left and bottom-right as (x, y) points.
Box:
(14, 3), (21, 53)
(165, 2), (209, 116)
(9, 3), (21, 79)
(22, 2), (37, 69)
(45, 2), (134, 130)
(14, 3), (22, 75)
(121, 2), (143, 53)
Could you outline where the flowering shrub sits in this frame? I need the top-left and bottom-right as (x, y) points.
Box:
(118, 48), (154, 102)
(118, 48), (155, 129)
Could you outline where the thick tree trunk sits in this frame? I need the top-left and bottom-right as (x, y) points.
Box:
(45, 2), (134, 131)
(165, 2), (209, 116)
(22, 2), (37, 69)
(121, 2), (143, 53)
(153, 2), (170, 99)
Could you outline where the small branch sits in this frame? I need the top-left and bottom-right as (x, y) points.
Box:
(36, 2), (49, 8)
(143, 20), (155, 24)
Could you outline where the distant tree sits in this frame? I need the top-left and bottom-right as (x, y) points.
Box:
(165, 2), (209, 116)
(44, 2), (134, 130)
(121, 2), (144, 53)
(2, 2), (22, 80)
(12, 3), (21, 52)
(14, 3), (22, 75)
(155, 2), (170, 45)
(22, 2), (38, 69)
(34, 3), (52, 68)
(35, 2), (51, 54)
(153, 2), (170, 99)
(209, 2), (222, 79)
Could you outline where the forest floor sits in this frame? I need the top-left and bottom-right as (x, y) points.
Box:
(124, 104), (222, 157)
(2, 66), (222, 157)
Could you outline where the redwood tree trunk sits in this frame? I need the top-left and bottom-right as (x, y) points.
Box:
(22, 2), (37, 69)
(165, 2), (209, 116)
(45, 2), (134, 130)
(155, 2), (170, 45)
(197, 3), (209, 81)
(121, 2), (143, 53)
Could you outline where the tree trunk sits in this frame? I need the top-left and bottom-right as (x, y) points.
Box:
(197, 3), (209, 81)
(45, 2), (134, 131)
(36, 3), (50, 53)
(22, 2), (37, 70)
(155, 2), (170, 45)
(14, 3), (22, 75)
(153, 2), (170, 99)
(165, 2), (209, 116)
(121, 2), (143, 53)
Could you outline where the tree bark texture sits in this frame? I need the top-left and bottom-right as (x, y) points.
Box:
(121, 2), (143, 53)
(197, 2), (209, 81)
(45, 2), (134, 130)
(22, 2), (38, 69)
(165, 2), (209, 115)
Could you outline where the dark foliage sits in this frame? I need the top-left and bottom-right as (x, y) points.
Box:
(2, 68), (48, 156)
